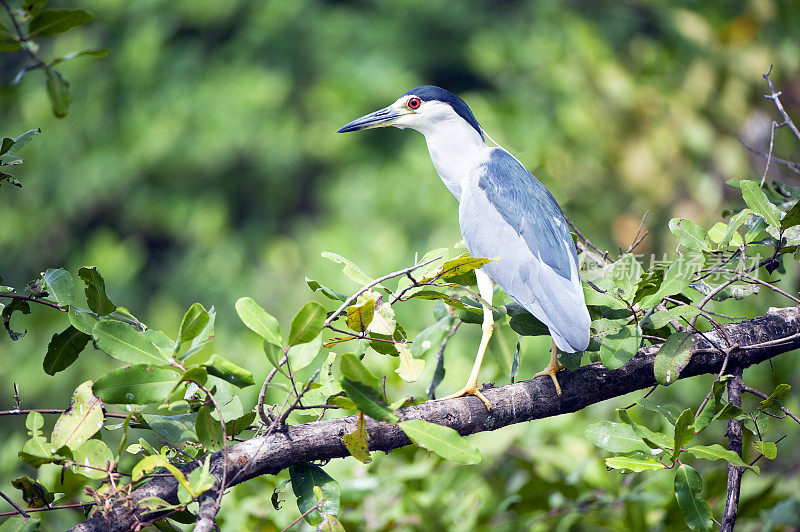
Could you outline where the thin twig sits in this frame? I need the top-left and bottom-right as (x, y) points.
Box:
(323, 258), (440, 328)
(761, 121), (778, 186)
(763, 66), (800, 144)
(742, 385), (800, 425)
(697, 268), (800, 304)
(0, 489), (29, 518)
(738, 138), (800, 176)
(0, 501), (95, 517)
(625, 211), (651, 254)
(278, 369), (321, 426)
(0, 408), (128, 419)
(0, 293), (68, 312)
(280, 498), (326, 532)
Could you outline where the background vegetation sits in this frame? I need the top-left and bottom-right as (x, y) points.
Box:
(2, 0), (800, 530)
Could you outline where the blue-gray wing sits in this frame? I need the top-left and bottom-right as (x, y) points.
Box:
(459, 148), (590, 352)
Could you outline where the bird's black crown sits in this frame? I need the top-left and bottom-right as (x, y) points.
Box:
(403, 86), (483, 139)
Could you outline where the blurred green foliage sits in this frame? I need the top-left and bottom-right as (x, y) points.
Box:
(2, 0), (800, 530)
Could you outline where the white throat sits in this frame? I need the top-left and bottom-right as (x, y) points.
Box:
(416, 116), (487, 201)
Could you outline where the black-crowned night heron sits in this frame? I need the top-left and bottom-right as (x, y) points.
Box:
(337, 86), (591, 409)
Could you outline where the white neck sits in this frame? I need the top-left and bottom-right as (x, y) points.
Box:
(416, 117), (486, 201)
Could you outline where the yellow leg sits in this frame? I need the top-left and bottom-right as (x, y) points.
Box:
(533, 341), (563, 396)
(441, 271), (494, 410)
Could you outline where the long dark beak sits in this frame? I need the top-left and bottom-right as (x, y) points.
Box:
(337, 106), (402, 133)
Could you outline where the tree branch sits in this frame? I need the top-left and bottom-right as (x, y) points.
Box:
(69, 306), (800, 532)
(721, 366), (744, 532)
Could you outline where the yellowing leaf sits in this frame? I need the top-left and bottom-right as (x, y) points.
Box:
(51, 381), (104, 451)
(345, 297), (375, 332)
(395, 343), (425, 382)
(343, 412), (371, 463)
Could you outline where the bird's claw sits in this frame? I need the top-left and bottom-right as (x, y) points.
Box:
(533, 362), (564, 396)
(441, 385), (492, 411)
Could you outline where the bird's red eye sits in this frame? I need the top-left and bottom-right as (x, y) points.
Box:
(407, 97), (421, 109)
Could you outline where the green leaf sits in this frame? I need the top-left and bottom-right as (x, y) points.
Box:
(93, 364), (178, 404)
(395, 343), (425, 383)
(305, 277), (347, 301)
(23, 0), (48, 17)
(321, 251), (379, 286)
(684, 444), (758, 472)
(654, 332), (693, 385)
(488, 321), (518, 377)
(142, 413), (198, 444)
(760, 383), (791, 415)
(29, 8), (93, 37)
(753, 440), (777, 460)
(235, 297), (282, 346)
(722, 208), (752, 247)
(609, 254), (642, 300)
(43, 268), (74, 307)
(179, 303), (210, 344)
(0, 137), (13, 156)
(340, 378), (398, 424)
(263, 341), (286, 373)
(604, 456), (665, 472)
(638, 398), (681, 424)
(669, 218), (710, 252)
(50, 48), (110, 66)
(77, 267), (116, 316)
(599, 324), (640, 370)
(346, 298), (375, 332)
(203, 354), (254, 388)
(181, 456), (214, 504)
(643, 305), (700, 329)
(68, 307), (99, 335)
(7, 129), (41, 155)
(411, 314), (455, 358)
(289, 463), (340, 526)
(584, 421), (650, 453)
(71, 439), (113, 480)
(741, 180), (782, 227)
(671, 409), (694, 462)
(407, 289), (471, 310)
(43, 325), (90, 375)
(639, 254), (704, 308)
(51, 381), (104, 450)
(339, 353), (380, 389)
(398, 419), (482, 464)
(288, 335), (322, 371)
(132, 455), (195, 501)
(694, 379), (729, 432)
(44, 67), (71, 118)
(508, 310), (550, 337)
(674, 464), (713, 532)
(616, 409), (675, 450)
(196, 406), (223, 451)
(224, 411), (256, 437)
(289, 301), (326, 346)
(0, 516), (40, 532)
(781, 200), (800, 231)
(93, 321), (170, 365)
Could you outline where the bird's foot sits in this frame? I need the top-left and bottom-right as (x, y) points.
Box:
(441, 384), (492, 411)
(533, 360), (564, 396)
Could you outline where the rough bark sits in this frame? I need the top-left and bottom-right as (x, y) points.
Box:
(70, 306), (800, 532)
(721, 366), (745, 532)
